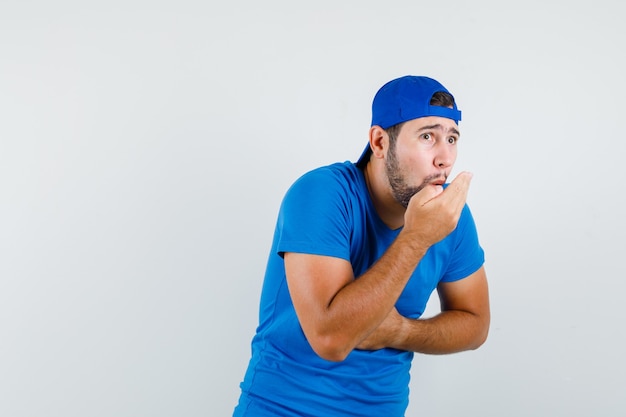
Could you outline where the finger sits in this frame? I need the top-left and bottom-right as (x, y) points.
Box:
(442, 171), (473, 209)
(412, 183), (444, 206)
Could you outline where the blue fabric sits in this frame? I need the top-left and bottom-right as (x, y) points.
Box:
(371, 75), (461, 129)
(234, 162), (484, 417)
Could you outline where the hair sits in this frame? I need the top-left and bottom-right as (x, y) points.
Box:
(385, 91), (455, 142)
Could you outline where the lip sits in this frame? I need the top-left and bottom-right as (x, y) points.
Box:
(428, 175), (446, 186)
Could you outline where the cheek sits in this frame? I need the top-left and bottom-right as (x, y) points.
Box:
(403, 153), (431, 177)
(412, 147), (435, 163)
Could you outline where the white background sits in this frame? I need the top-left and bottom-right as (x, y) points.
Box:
(1, 1), (625, 416)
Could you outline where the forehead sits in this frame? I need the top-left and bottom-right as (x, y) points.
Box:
(402, 116), (460, 135)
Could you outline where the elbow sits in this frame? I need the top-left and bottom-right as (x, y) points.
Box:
(308, 335), (353, 362)
(469, 319), (490, 350)
(316, 349), (350, 362)
(469, 331), (488, 350)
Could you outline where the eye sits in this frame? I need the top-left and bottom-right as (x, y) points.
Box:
(421, 133), (433, 141)
(447, 136), (457, 145)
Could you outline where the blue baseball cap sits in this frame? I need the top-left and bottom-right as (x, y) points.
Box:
(356, 75), (462, 167)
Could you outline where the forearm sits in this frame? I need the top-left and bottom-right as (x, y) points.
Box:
(392, 309), (490, 354)
(319, 232), (429, 356)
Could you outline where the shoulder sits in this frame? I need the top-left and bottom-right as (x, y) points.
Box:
(294, 161), (361, 184)
(287, 161), (364, 197)
(279, 161), (369, 228)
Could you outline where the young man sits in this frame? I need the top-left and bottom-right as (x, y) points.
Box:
(233, 75), (490, 416)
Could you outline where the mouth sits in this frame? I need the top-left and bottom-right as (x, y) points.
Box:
(426, 174), (447, 186)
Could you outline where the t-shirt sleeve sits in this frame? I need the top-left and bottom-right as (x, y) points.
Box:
(440, 204), (485, 283)
(275, 168), (352, 261)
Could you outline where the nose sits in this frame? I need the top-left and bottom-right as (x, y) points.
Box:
(434, 144), (454, 169)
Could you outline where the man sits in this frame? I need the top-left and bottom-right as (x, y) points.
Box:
(233, 75), (490, 416)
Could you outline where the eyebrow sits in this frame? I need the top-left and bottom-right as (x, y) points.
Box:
(417, 124), (460, 137)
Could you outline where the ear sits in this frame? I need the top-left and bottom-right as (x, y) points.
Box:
(368, 125), (388, 160)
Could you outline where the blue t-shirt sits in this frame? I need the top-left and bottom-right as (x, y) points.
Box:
(234, 162), (484, 417)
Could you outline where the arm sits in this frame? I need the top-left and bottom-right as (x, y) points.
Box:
(285, 172), (474, 362)
(285, 232), (427, 362)
(357, 266), (490, 354)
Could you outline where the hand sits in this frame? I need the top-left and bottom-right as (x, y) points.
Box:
(403, 171), (473, 249)
(355, 308), (405, 351)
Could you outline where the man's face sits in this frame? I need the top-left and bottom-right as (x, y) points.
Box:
(385, 116), (460, 208)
